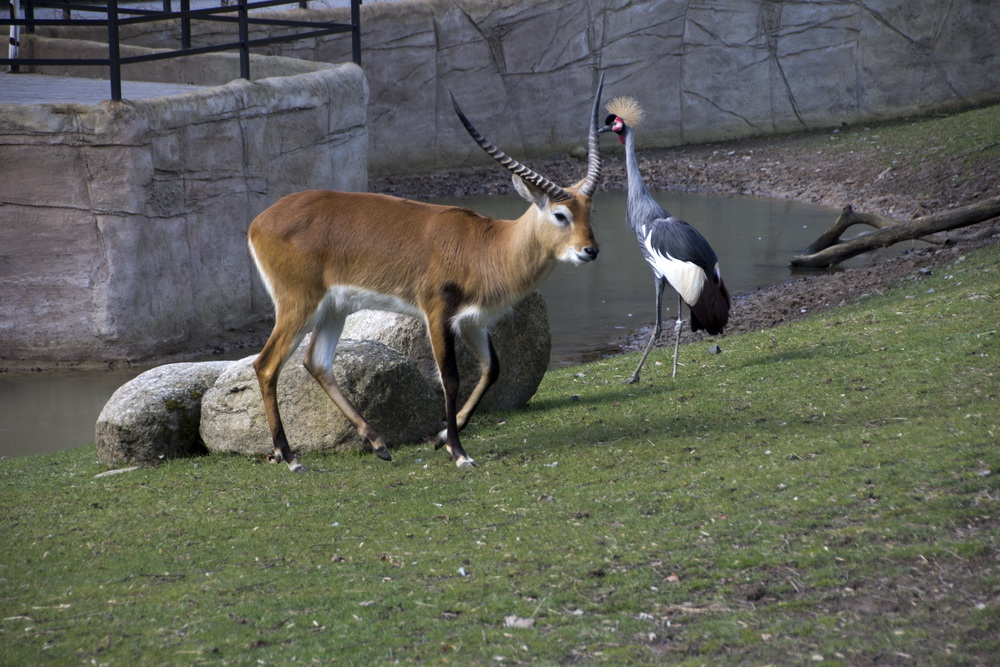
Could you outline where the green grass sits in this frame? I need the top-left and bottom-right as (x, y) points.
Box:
(810, 103), (1000, 172)
(2, 244), (998, 665)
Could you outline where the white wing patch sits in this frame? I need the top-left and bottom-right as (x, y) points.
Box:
(643, 230), (705, 305)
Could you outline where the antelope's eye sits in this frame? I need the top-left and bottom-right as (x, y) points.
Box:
(554, 211), (570, 226)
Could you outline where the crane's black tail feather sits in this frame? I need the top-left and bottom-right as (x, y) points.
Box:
(689, 276), (730, 335)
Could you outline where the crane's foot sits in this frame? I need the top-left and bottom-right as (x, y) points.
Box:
(624, 374), (641, 385)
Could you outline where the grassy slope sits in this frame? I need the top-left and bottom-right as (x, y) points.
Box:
(827, 104), (1000, 170)
(2, 239), (998, 664)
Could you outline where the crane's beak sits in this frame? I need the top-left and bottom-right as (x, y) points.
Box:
(597, 124), (625, 144)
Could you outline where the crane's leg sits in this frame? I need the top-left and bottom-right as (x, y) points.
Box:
(671, 292), (684, 378)
(627, 278), (665, 384)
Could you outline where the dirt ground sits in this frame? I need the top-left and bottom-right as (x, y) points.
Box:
(371, 118), (1000, 355)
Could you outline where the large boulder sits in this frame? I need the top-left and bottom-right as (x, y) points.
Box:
(342, 291), (551, 411)
(200, 339), (440, 458)
(95, 361), (231, 467)
(93, 293), (551, 466)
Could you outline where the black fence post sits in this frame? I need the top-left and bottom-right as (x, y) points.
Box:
(107, 0), (122, 100)
(24, 0), (35, 34)
(238, 0), (249, 79)
(351, 0), (360, 65)
(180, 0), (190, 49)
(7, 0), (20, 73)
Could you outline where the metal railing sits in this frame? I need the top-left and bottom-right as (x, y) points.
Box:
(2, 0), (361, 101)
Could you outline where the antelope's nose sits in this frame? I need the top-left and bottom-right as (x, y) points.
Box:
(583, 246), (599, 261)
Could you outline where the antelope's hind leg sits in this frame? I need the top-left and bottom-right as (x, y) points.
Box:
(455, 324), (499, 433)
(304, 303), (392, 462)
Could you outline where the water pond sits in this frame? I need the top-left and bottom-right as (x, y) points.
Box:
(1, 190), (907, 457)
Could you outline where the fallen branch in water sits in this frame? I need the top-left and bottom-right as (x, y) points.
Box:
(791, 197), (1000, 268)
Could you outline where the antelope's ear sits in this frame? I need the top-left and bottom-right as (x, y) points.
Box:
(512, 174), (549, 208)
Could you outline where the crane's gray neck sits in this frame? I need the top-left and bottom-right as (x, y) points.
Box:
(622, 126), (664, 231)
(623, 127), (648, 198)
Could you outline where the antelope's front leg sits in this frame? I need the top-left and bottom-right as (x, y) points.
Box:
(427, 317), (476, 468)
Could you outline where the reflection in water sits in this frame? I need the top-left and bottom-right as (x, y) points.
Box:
(0, 370), (141, 458)
(2, 191), (910, 457)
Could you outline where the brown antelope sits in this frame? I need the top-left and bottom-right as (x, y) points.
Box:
(247, 75), (605, 471)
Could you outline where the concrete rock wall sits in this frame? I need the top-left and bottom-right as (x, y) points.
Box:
(37, 0), (999, 174)
(0, 60), (368, 362)
(317, 0), (1000, 174)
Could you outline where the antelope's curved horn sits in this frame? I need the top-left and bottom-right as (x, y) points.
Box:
(580, 72), (605, 198)
(450, 91), (572, 203)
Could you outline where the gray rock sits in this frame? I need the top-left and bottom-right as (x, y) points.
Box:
(95, 361), (231, 468)
(2, 59), (368, 364)
(200, 340), (441, 458)
(342, 291), (551, 411)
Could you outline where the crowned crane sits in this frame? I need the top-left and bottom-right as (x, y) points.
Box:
(598, 97), (730, 382)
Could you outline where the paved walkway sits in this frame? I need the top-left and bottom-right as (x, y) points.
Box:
(0, 73), (203, 105)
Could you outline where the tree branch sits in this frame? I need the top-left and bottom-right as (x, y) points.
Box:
(790, 197), (1000, 268)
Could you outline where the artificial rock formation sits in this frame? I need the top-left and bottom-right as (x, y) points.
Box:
(95, 361), (231, 467)
(94, 292), (553, 467)
(200, 340), (441, 458)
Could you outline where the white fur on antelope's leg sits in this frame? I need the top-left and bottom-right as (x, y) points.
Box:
(455, 456), (476, 469)
(273, 449), (306, 472)
(436, 428), (477, 468)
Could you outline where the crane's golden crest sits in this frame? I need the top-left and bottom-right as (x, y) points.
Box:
(606, 96), (645, 127)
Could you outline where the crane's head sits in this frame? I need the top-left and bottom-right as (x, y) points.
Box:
(598, 96), (645, 144)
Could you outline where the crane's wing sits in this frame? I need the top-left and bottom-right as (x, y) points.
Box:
(640, 217), (729, 333)
(643, 217), (718, 273)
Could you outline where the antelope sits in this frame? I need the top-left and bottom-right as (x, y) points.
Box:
(247, 76), (606, 471)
